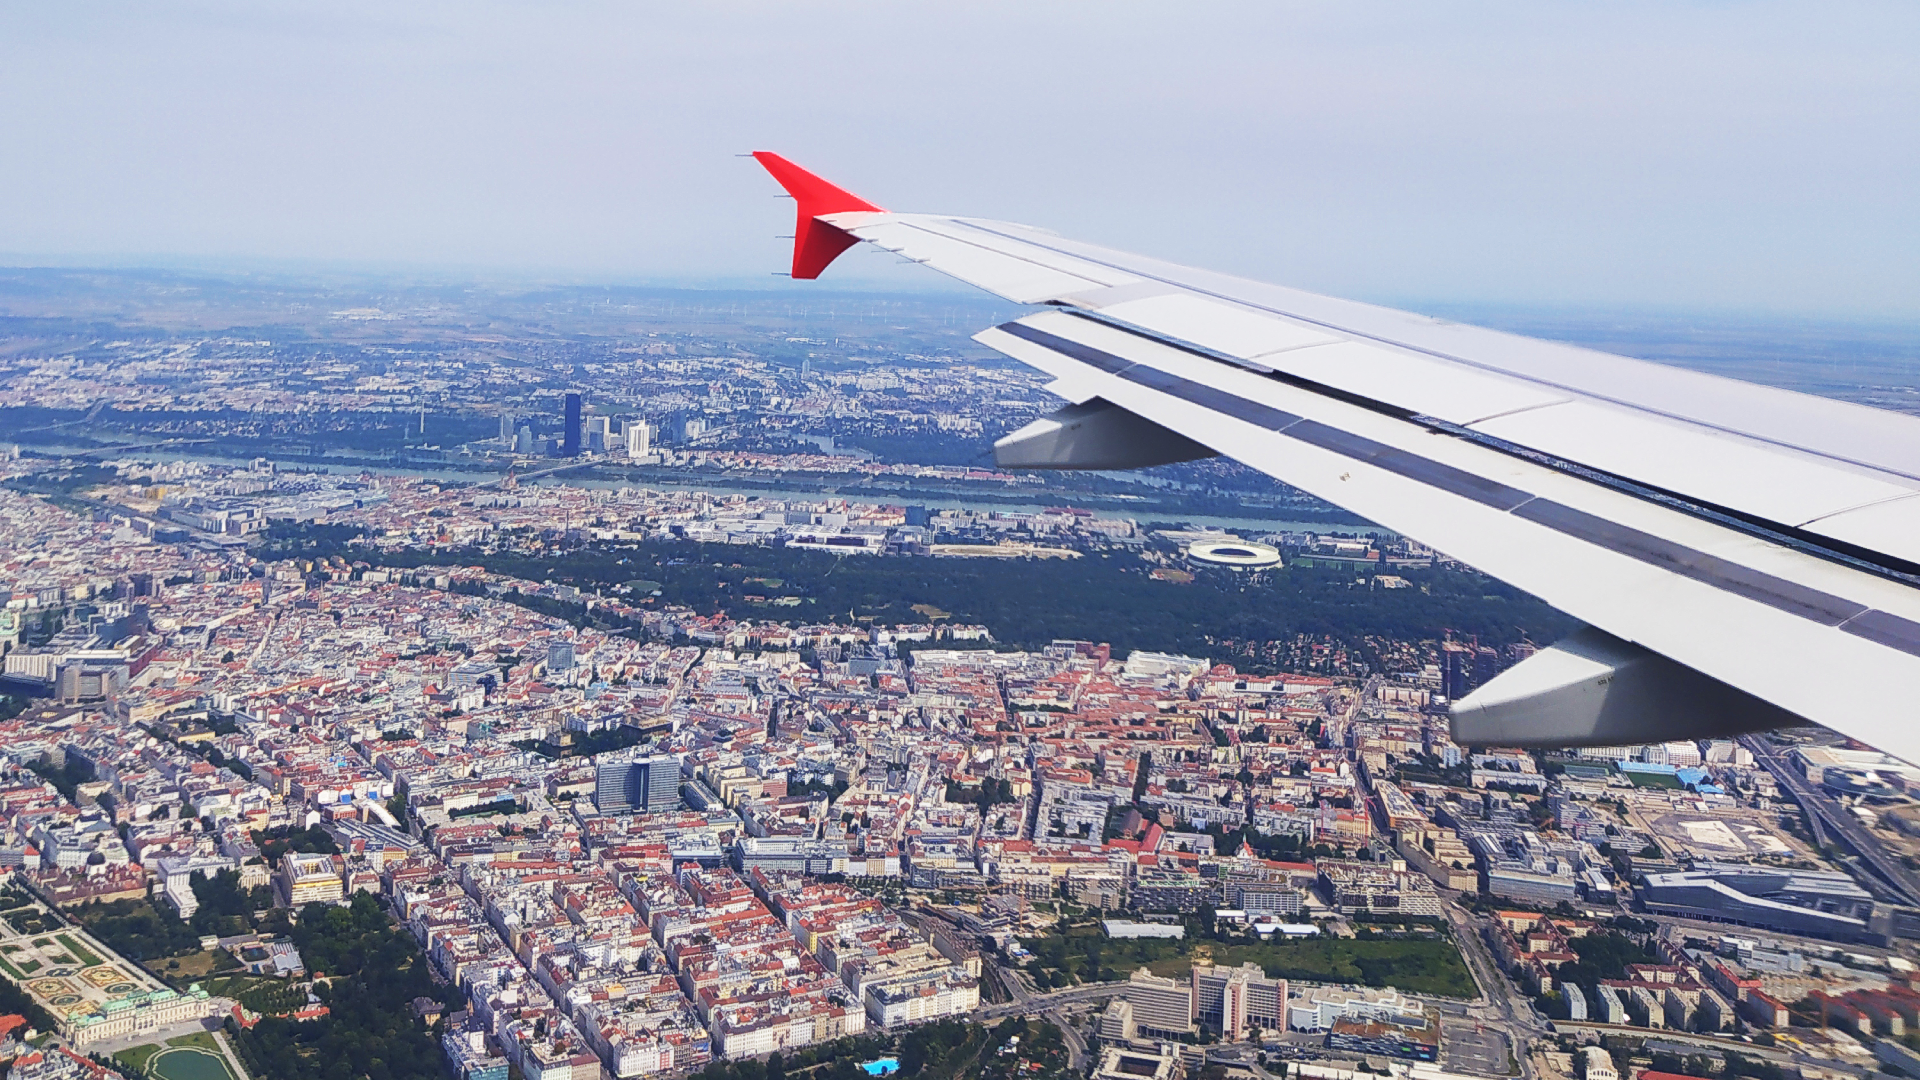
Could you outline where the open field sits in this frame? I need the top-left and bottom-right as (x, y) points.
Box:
(1145, 938), (1477, 998)
(1626, 772), (1684, 789)
(157, 948), (244, 981)
(1022, 923), (1477, 998)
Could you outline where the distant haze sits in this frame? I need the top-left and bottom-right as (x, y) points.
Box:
(3, 2), (1918, 318)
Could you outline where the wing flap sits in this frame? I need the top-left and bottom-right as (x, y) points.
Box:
(1471, 400), (1920, 532)
(1094, 292), (1339, 360)
(1271, 340), (1572, 426)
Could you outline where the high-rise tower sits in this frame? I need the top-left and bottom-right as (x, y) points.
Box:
(563, 392), (583, 457)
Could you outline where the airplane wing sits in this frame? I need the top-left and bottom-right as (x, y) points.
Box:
(752, 152), (1920, 762)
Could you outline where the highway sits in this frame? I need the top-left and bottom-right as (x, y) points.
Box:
(1741, 735), (1920, 906)
(68, 437), (216, 457)
(1440, 898), (1542, 1080)
(972, 964), (1111, 1070)
(973, 978), (1124, 1021)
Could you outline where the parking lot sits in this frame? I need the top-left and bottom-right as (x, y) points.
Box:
(1443, 1021), (1514, 1076)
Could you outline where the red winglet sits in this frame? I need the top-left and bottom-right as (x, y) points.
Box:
(752, 152), (884, 279)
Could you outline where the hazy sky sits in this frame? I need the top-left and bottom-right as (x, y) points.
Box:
(4, 2), (1918, 316)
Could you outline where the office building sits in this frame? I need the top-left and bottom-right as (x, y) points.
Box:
(735, 836), (851, 875)
(548, 641), (575, 672)
(594, 752), (683, 815)
(279, 851), (345, 906)
(1122, 968), (1194, 1038)
(662, 411), (706, 445)
(586, 415), (610, 453)
(55, 658), (127, 703)
(1640, 865), (1875, 942)
(514, 425), (535, 455)
(1192, 962), (1285, 1040)
(563, 392), (583, 457)
(625, 420), (652, 456)
(1486, 859), (1579, 905)
(499, 412), (515, 444)
(1099, 998), (1136, 1041)
(1688, 860), (1876, 919)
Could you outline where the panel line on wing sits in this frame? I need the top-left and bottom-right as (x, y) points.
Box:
(1795, 491), (1920, 530)
(1460, 401), (1572, 427)
(993, 319), (1920, 662)
(1838, 609), (1920, 655)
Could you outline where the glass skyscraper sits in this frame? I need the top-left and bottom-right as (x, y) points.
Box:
(593, 752), (682, 814)
(562, 392), (583, 457)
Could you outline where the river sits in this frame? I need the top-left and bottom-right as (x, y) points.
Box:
(30, 443), (1393, 537)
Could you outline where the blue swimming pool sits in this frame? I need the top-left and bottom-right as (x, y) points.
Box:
(862, 1059), (901, 1076)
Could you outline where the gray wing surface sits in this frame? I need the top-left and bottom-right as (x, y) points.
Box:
(754, 155), (1920, 763)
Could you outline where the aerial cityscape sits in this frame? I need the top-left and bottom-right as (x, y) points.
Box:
(0, 267), (1915, 1080)
(4, 5), (1920, 1080)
